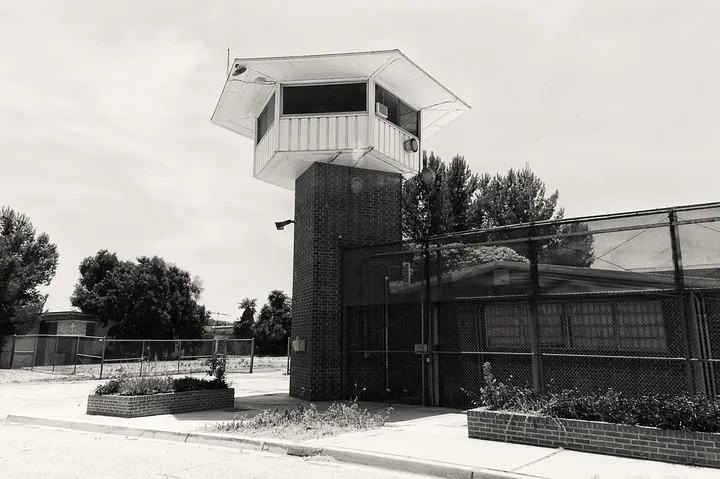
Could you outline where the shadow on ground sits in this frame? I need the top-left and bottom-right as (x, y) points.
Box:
(170, 392), (465, 424)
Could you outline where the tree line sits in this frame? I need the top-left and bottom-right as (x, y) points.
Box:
(2, 152), (592, 350)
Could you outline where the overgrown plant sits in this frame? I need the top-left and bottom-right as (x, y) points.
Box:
(466, 362), (720, 433)
(215, 398), (390, 438)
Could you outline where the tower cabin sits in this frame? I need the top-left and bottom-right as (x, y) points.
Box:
(211, 49), (470, 189)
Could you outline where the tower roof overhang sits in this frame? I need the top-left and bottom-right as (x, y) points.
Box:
(211, 49), (471, 141)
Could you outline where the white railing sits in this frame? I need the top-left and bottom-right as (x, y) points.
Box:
(373, 117), (420, 171)
(254, 123), (278, 177)
(278, 114), (370, 152)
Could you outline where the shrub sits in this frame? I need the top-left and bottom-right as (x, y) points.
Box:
(94, 375), (228, 396)
(471, 362), (720, 434)
(172, 376), (228, 393)
(94, 378), (123, 396)
(117, 376), (174, 396)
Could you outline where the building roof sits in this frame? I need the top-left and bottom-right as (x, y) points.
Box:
(392, 260), (720, 300)
(211, 49), (471, 142)
(39, 311), (101, 323)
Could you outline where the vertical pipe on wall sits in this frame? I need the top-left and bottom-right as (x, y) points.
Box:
(384, 275), (390, 395)
(422, 241), (430, 406)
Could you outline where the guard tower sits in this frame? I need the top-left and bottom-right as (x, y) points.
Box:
(211, 50), (469, 400)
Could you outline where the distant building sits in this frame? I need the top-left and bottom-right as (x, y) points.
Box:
(32, 311), (114, 337)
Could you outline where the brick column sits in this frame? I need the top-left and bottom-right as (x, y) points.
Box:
(289, 162), (402, 401)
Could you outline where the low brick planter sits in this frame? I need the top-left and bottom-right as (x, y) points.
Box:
(87, 388), (235, 418)
(468, 408), (720, 468)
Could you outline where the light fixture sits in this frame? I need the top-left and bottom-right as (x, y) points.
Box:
(403, 138), (419, 153)
(231, 64), (247, 77)
(275, 219), (294, 231)
(421, 167), (436, 187)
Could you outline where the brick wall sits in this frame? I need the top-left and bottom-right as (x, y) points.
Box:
(468, 408), (720, 468)
(289, 163), (402, 401)
(86, 388), (235, 418)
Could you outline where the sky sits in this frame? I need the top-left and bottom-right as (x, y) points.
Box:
(1, 0), (719, 321)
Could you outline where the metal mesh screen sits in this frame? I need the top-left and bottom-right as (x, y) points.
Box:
(342, 202), (720, 407)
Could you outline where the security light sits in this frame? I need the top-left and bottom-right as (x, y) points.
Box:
(421, 167), (436, 187)
(275, 219), (294, 230)
(403, 138), (419, 153)
(232, 64), (247, 76)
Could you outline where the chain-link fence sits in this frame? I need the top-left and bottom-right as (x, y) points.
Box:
(342, 202), (720, 407)
(1, 335), (255, 379)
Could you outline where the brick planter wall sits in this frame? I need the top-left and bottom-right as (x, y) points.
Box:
(87, 388), (235, 418)
(467, 408), (720, 468)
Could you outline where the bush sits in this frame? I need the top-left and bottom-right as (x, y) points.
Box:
(93, 375), (228, 396)
(93, 378), (123, 396)
(118, 376), (174, 396)
(172, 376), (228, 393)
(471, 362), (720, 434)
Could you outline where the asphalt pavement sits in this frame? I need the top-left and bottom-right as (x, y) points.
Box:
(0, 421), (434, 479)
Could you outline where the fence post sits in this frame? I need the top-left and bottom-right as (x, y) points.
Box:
(51, 335), (59, 373)
(139, 340), (146, 377)
(99, 337), (107, 379)
(212, 339), (218, 366)
(249, 338), (255, 374)
(73, 336), (80, 374)
(31, 335), (38, 370)
(528, 226), (544, 393)
(669, 209), (706, 394)
(9, 335), (17, 369)
(177, 340), (181, 374)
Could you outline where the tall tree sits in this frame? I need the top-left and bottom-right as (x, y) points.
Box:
(402, 161), (595, 268)
(445, 155), (479, 232)
(70, 251), (210, 339)
(253, 290), (291, 355)
(470, 167), (595, 267)
(470, 167), (561, 227)
(0, 207), (59, 344)
(233, 297), (257, 339)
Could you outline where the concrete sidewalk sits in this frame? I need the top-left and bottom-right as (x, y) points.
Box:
(1, 372), (716, 479)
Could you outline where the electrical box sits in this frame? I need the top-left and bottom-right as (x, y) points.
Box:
(292, 338), (306, 352)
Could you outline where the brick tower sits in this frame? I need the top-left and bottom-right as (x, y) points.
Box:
(211, 50), (469, 400)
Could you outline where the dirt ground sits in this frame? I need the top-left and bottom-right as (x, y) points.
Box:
(0, 355), (289, 385)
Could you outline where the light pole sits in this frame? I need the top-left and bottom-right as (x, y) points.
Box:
(420, 159), (443, 406)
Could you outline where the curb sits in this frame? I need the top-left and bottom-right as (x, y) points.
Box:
(3, 415), (544, 479)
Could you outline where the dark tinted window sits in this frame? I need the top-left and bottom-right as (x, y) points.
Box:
(256, 94), (275, 144)
(375, 84), (419, 137)
(282, 83), (367, 115)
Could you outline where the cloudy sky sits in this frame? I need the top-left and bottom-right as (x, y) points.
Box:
(1, 0), (719, 319)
